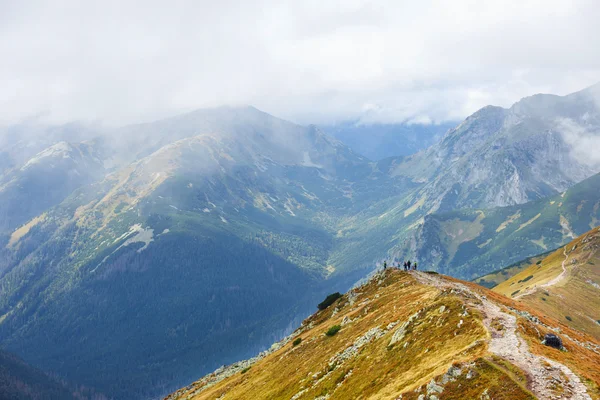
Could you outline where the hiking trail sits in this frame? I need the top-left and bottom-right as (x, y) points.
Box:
(413, 271), (591, 400)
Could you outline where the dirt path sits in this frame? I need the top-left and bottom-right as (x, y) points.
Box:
(542, 246), (569, 288)
(515, 246), (570, 299)
(413, 271), (591, 400)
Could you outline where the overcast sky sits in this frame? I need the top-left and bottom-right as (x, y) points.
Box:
(1, 0), (599, 126)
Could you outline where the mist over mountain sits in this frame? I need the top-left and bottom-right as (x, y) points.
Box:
(2, 75), (600, 400)
(320, 121), (457, 160)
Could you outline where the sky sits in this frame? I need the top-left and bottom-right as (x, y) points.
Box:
(1, 0), (599, 126)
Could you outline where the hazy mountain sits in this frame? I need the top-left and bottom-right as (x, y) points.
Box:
(0, 122), (103, 175)
(393, 84), (600, 212)
(0, 141), (105, 236)
(320, 121), (456, 160)
(0, 107), (393, 398)
(166, 269), (600, 400)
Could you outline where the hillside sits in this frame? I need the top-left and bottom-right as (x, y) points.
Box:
(494, 227), (600, 340)
(167, 269), (600, 400)
(473, 251), (552, 289)
(409, 172), (600, 279)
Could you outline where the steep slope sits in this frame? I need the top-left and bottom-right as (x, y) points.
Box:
(321, 121), (455, 160)
(0, 348), (79, 400)
(0, 141), (105, 236)
(167, 269), (600, 400)
(494, 227), (600, 340)
(393, 84), (600, 212)
(410, 172), (600, 279)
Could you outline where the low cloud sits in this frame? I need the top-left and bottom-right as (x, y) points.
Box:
(557, 117), (600, 167)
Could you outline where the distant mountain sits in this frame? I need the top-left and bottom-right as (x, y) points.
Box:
(0, 348), (78, 400)
(393, 84), (600, 211)
(166, 269), (600, 400)
(409, 172), (600, 279)
(0, 122), (102, 175)
(493, 226), (600, 340)
(0, 107), (397, 399)
(0, 141), (105, 236)
(320, 121), (456, 160)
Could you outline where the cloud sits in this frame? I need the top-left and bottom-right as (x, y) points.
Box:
(1, 0), (599, 126)
(557, 116), (600, 167)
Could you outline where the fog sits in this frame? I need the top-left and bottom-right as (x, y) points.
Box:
(1, 0), (600, 126)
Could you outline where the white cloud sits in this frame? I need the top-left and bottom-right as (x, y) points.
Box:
(0, 0), (599, 126)
(557, 117), (600, 167)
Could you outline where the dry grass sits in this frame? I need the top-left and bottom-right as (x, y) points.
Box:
(170, 269), (600, 400)
(494, 226), (600, 340)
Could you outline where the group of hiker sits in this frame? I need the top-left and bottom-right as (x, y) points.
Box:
(382, 260), (417, 271)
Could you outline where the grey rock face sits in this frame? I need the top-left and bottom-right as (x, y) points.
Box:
(394, 85), (600, 211)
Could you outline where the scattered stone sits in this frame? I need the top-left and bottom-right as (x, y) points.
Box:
(389, 311), (420, 346)
(427, 379), (443, 394)
(439, 305), (446, 313)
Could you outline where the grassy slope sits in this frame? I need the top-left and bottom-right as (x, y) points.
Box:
(494, 226), (600, 340)
(473, 251), (553, 289)
(167, 270), (600, 400)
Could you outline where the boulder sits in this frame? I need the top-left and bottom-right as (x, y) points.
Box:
(543, 333), (563, 349)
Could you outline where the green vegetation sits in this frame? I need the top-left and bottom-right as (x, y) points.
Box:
(241, 367), (251, 374)
(292, 338), (302, 346)
(518, 275), (534, 283)
(318, 292), (342, 310)
(417, 173), (600, 280)
(566, 316), (573, 322)
(325, 325), (341, 337)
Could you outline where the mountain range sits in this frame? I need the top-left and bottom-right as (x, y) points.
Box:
(1, 84), (600, 398)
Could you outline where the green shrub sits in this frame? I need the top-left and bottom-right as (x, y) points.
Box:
(536, 260), (542, 265)
(325, 325), (341, 337)
(511, 290), (520, 297)
(565, 316), (572, 322)
(518, 275), (534, 283)
(318, 292), (342, 310)
(292, 338), (302, 346)
(425, 271), (439, 275)
(241, 366), (251, 374)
